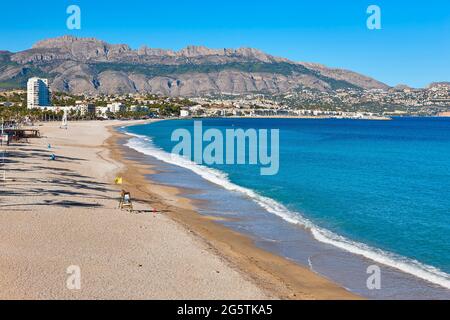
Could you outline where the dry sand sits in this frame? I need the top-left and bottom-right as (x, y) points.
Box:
(0, 120), (359, 300)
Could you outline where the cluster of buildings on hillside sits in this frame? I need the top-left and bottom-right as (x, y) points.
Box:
(179, 98), (387, 120)
(275, 85), (450, 116)
(2, 77), (449, 119)
(180, 84), (450, 118)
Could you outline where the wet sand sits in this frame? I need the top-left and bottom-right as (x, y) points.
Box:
(109, 122), (359, 300)
(0, 120), (358, 300)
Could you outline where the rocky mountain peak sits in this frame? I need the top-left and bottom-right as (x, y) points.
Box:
(2, 35), (391, 96)
(33, 35), (103, 49)
(34, 35), (124, 52)
(175, 45), (273, 61)
(178, 45), (219, 57)
(28, 35), (131, 62)
(29, 36), (278, 62)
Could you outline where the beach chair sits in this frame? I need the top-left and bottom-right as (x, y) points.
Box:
(119, 190), (133, 212)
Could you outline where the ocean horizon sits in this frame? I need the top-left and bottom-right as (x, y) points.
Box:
(122, 117), (450, 299)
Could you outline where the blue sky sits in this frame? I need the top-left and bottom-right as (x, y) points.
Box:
(0, 0), (449, 87)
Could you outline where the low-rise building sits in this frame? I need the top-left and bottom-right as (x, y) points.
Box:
(78, 104), (96, 115)
(180, 109), (190, 117)
(50, 104), (95, 116)
(107, 102), (126, 113)
(96, 106), (111, 119)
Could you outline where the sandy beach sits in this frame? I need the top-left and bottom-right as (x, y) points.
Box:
(0, 120), (358, 300)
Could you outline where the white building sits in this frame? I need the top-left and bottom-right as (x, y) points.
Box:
(96, 106), (111, 119)
(129, 105), (148, 112)
(78, 104), (96, 115)
(51, 104), (96, 116)
(27, 77), (51, 109)
(107, 102), (126, 113)
(187, 105), (204, 116)
(180, 109), (190, 117)
(95, 102), (126, 119)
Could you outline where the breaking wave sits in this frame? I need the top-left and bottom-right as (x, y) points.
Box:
(124, 131), (450, 290)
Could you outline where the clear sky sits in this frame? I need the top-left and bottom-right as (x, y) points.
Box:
(0, 0), (449, 87)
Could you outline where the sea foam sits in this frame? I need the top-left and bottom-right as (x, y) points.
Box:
(124, 131), (450, 290)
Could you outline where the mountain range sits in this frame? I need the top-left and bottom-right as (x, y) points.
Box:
(0, 35), (390, 96)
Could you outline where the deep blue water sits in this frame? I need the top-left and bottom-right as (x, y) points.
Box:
(124, 117), (450, 292)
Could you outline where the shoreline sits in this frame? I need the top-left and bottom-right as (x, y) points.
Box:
(116, 118), (450, 299)
(108, 122), (360, 300)
(0, 120), (268, 299)
(188, 115), (392, 121)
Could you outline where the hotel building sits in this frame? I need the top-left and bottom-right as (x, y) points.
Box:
(27, 77), (51, 109)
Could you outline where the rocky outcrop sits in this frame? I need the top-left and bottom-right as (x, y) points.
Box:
(1, 35), (390, 96)
(300, 62), (389, 91)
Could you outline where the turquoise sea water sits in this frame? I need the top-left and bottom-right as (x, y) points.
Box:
(124, 118), (450, 294)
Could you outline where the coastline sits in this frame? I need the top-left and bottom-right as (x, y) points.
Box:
(108, 121), (360, 300)
(117, 118), (450, 299)
(0, 119), (358, 299)
(192, 115), (391, 121)
(0, 120), (267, 299)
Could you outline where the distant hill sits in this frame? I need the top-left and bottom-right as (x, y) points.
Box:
(0, 35), (390, 96)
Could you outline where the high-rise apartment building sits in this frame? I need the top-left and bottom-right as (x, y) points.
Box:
(27, 77), (51, 109)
